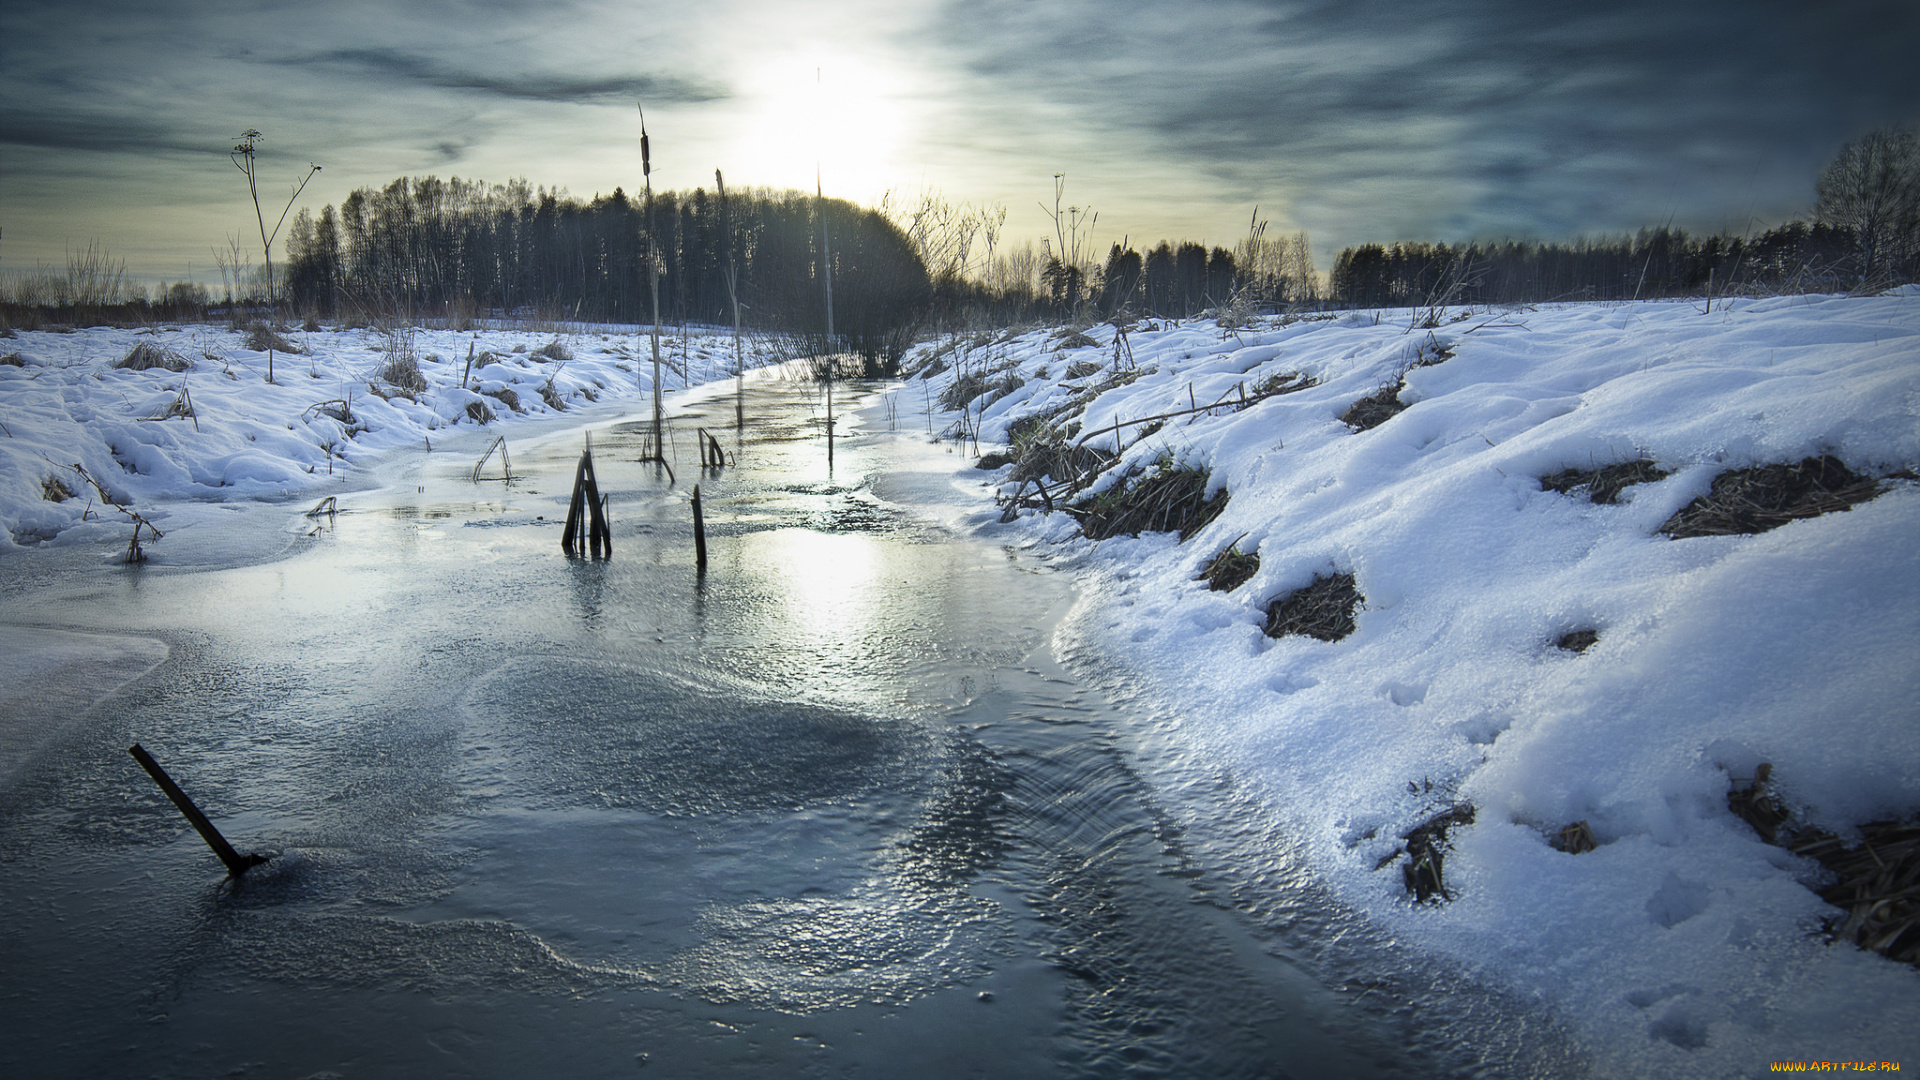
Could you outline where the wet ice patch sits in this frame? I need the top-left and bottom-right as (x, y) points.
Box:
(462, 659), (932, 817)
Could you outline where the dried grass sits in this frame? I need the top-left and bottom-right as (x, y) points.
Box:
(1549, 820), (1598, 854)
(1540, 459), (1669, 504)
(1250, 370), (1317, 398)
(535, 339), (572, 362)
(1006, 434), (1112, 489)
(1374, 804), (1476, 903)
(1199, 540), (1259, 592)
(1263, 572), (1362, 641)
(1796, 822), (1920, 966)
(1556, 628), (1599, 653)
(304, 398), (355, 426)
(1340, 386), (1404, 431)
(1073, 461), (1227, 540)
(1729, 763), (1920, 967)
(242, 321), (303, 354)
(380, 354), (427, 395)
(115, 342), (191, 372)
(1342, 340), (1451, 432)
(482, 388), (522, 413)
(1, 352), (24, 367)
(41, 476), (74, 502)
(466, 400), (495, 424)
(939, 371), (992, 411)
(1660, 455), (1883, 537)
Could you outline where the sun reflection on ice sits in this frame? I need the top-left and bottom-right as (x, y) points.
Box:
(763, 527), (883, 646)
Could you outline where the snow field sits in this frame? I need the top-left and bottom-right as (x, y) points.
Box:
(0, 322), (757, 558)
(913, 289), (1920, 1075)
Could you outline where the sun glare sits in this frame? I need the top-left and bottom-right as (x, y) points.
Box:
(726, 52), (910, 201)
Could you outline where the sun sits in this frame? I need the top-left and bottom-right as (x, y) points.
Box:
(725, 51), (911, 201)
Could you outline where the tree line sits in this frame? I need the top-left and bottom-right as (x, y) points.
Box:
(282, 176), (929, 361)
(1323, 222), (1861, 308)
(922, 127), (1919, 321)
(1325, 128), (1918, 308)
(8, 128), (1910, 335)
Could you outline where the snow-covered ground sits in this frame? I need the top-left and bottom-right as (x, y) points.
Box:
(0, 321), (763, 565)
(2, 296), (1915, 1074)
(910, 289), (1920, 1076)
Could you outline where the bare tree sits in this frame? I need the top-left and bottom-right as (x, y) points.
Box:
(1815, 127), (1920, 285)
(882, 189), (1007, 285)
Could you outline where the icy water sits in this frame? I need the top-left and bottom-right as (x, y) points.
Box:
(0, 371), (1555, 1078)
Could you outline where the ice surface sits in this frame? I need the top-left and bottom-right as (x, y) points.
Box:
(4, 295), (1916, 1074)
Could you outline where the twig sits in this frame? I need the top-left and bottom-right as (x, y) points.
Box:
(1074, 382), (1300, 447)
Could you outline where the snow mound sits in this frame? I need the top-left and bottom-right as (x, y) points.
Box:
(908, 291), (1920, 1075)
(0, 323), (761, 558)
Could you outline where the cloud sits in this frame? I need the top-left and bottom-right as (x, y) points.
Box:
(0, 110), (214, 158)
(297, 47), (727, 106)
(922, 0), (1920, 245)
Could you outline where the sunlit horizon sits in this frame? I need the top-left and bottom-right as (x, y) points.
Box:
(2, 0), (1913, 285)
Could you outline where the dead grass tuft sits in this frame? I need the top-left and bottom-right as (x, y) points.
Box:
(1, 352), (24, 367)
(1796, 821), (1920, 966)
(1660, 455), (1882, 538)
(1063, 359), (1104, 380)
(42, 476), (74, 502)
(380, 353), (427, 395)
(466, 400), (495, 424)
(1374, 803), (1476, 903)
(1729, 763), (1920, 967)
(1008, 437), (1112, 489)
(1250, 370), (1317, 399)
(1549, 820), (1598, 854)
(1263, 572), (1362, 641)
(534, 339), (572, 362)
(1340, 386), (1404, 431)
(243, 321), (303, 354)
(1342, 339), (1452, 432)
(115, 342), (191, 372)
(1199, 540), (1259, 592)
(939, 371), (992, 411)
(1073, 460), (1228, 540)
(1556, 628), (1599, 653)
(482, 388), (522, 413)
(1541, 459), (1669, 504)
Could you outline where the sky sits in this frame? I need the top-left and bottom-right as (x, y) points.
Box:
(2, 0), (1917, 286)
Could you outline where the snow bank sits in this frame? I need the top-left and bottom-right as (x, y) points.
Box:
(908, 290), (1920, 1075)
(0, 323), (762, 559)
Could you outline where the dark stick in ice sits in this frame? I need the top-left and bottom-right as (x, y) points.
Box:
(128, 744), (269, 878)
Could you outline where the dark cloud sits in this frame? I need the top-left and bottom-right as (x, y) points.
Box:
(0, 110), (215, 158)
(6, 0), (1918, 275)
(298, 47), (727, 105)
(927, 0), (1920, 245)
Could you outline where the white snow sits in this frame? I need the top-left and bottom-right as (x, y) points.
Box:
(906, 289), (1920, 1075)
(3, 294), (1917, 1073)
(0, 321), (763, 562)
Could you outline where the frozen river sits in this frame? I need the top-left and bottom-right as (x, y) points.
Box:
(0, 370), (1553, 1078)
